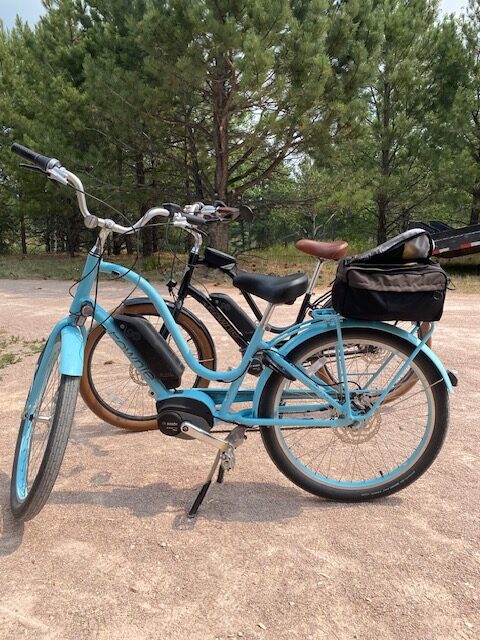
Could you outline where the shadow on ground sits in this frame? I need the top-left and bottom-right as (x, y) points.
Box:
(0, 470), (24, 556)
(49, 478), (402, 526)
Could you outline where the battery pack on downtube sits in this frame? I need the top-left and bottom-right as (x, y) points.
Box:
(113, 314), (184, 388)
(209, 293), (256, 340)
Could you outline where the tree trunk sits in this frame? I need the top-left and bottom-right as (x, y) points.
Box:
(240, 220), (246, 252)
(142, 222), (153, 257)
(136, 154), (151, 257)
(210, 51), (232, 251)
(66, 212), (81, 257)
(113, 146), (125, 255)
(20, 214), (27, 255)
(376, 193), (388, 244)
(113, 235), (124, 255)
(210, 222), (229, 252)
(470, 183), (480, 225)
(376, 80), (391, 244)
(400, 208), (410, 232)
(187, 124), (205, 200)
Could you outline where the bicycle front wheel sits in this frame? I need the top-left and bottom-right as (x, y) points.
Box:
(259, 328), (449, 501)
(11, 338), (80, 520)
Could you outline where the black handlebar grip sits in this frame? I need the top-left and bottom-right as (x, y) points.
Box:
(11, 143), (56, 172)
(183, 213), (208, 225)
(162, 203), (183, 218)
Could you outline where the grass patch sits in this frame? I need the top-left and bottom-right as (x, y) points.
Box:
(0, 331), (45, 370)
(0, 254), (86, 280)
(0, 253), (190, 282)
(0, 352), (21, 369)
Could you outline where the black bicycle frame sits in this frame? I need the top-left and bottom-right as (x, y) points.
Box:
(162, 246), (330, 348)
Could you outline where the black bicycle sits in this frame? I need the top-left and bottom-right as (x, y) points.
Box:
(80, 205), (428, 430)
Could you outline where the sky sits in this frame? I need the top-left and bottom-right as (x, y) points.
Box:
(0, 0), (469, 30)
(1, 0), (46, 29)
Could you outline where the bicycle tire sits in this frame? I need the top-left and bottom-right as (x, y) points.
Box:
(259, 328), (448, 501)
(11, 339), (80, 520)
(80, 302), (216, 431)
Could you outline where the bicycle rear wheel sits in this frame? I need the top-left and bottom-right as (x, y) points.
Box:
(11, 338), (80, 520)
(259, 328), (449, 501)
(80, 302), (216, 431)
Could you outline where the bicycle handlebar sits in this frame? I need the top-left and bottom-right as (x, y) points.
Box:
(182, 213), (208, 225)
(11, 142), (176, 235)
(11, 143), (59, 172)
(10, 142), (249, 237)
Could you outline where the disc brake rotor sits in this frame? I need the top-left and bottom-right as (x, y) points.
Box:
(129, 364), (147, 386)
(334, 413), (381, 444)
(361, 345), (388, 365)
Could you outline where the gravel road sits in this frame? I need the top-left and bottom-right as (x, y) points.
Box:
(0, 280), (478, 640)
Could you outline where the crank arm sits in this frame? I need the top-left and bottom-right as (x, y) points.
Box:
(180, 421), (229, 451)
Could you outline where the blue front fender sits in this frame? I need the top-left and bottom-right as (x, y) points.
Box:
(252, 319), (452, 415)
(59, 324), (85, 376)
(40, 318), (85, 378)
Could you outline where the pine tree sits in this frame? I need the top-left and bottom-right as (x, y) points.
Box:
(139, 0), (378, 249)
(367, 0), (443, 242)
(457, 0), (480, 224)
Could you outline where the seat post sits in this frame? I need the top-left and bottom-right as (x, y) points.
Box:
(258, 302), (276, 331)
(307, 259), (325, 294)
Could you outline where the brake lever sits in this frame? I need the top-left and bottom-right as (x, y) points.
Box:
(19, 163), (47, 176)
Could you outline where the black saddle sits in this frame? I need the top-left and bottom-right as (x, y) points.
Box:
(232, 271), (308, 304)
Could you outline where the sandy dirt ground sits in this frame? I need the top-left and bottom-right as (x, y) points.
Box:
(0, 279), (478, 640)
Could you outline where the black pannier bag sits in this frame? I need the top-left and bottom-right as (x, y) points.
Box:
(331, 229), (448, 322)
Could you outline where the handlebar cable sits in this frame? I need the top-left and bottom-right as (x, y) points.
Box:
(164, 222), (178, 303)
(62, 180), (147, 332)
(63, 179), (137, 238)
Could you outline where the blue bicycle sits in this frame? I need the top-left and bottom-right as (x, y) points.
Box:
(10, 143), (453, 521)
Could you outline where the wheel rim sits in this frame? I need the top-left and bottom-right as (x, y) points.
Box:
(16, 342), (61, 501)
(271, 335), (435, 491)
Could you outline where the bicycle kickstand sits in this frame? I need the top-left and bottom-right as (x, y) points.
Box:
(187, 426), (247, 519)
(188, 451), (222, 519)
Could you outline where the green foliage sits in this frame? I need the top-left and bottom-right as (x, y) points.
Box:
(442, 0), (480, 225)
(0, 0), (478, 257)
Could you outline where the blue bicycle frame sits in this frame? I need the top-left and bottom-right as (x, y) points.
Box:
(37, 250), (452, 432)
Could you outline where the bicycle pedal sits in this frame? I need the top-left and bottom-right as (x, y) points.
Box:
(225, 425), (247, 449)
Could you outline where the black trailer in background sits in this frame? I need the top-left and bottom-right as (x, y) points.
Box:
(410, 221), (480, 259)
